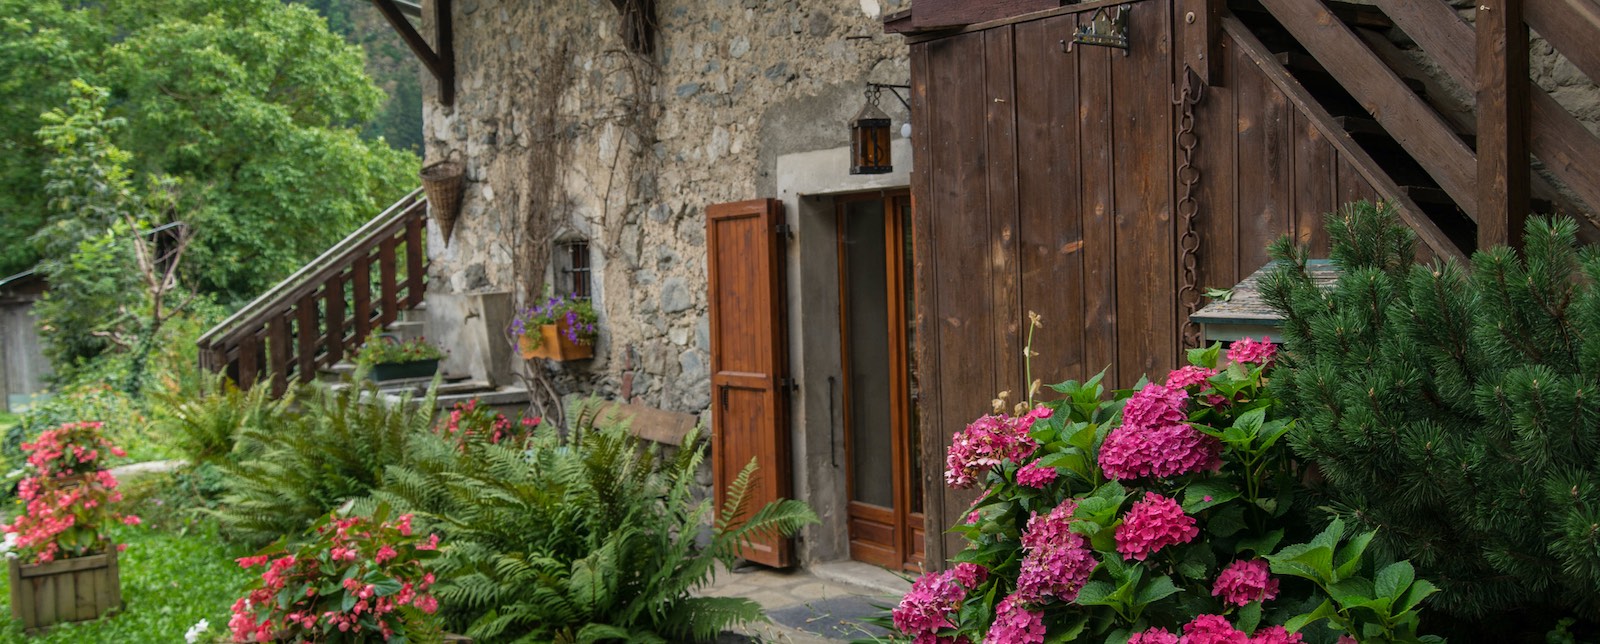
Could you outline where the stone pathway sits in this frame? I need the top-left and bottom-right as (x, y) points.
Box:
(701, 561), (911, 643)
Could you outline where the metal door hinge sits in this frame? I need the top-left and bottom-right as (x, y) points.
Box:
(780, 377), (799, 392)
(775, 223), (794, 240)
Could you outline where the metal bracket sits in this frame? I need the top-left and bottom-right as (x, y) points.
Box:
(780, 377), (799, 393)
(1066, 6), (1131, 56)
(866, 83), (912, 111)
(775, 222), (794, 240)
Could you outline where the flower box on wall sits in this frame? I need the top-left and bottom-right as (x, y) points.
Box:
(369, 359), (441, 382)
(518, 323), (594, 361)
(7, 549), (121, 634)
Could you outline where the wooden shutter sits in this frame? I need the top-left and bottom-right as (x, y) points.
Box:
(706, 198), (794, 568)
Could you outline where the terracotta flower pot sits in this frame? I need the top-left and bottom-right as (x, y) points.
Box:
(8, 549), (122, 634)
(518, 323), (594, 361)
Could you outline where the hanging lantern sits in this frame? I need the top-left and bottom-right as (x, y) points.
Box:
(850, 87), (893, 175)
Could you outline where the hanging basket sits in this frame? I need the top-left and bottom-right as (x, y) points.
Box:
(419, 159), (465, 246)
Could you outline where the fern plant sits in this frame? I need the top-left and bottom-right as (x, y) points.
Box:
(366, 402), (818, 643)
(211, 381), (436, 545)
(151, 369), (290, 465)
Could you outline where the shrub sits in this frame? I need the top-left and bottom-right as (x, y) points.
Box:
(227, 508), (444, 642)
(3, 422), (140, 563)
(152, 370), (289, 466)
(1260, 203), (1600, 633)
(368, 409), (817, 642)
(211, 382), (435, 545)
(893, 326), (1437, 643)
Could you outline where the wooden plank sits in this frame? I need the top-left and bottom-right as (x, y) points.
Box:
(404, 214), (425, 307)
(268, 313), (290, 396)
(324, 277), (345, 365)
(295, 295), (317, 383)
(1178, 0), (1224, 84)
(1259, 0), (1479, 222)
(75, 570), (95, 621)
(10, 558), (30, 632)
(1112, 3), (1175, 380)
(1526, 0), (1600, 89)
(908, 41), (945, 568)
(17, 554), (111, 578)
(1477, 0), (1532, 249)
(378, 238), (399, 326)
(1016, 14), (1086, 384)
(105, 549), (120, 612)
(1221, 16), (1466, 261)
(906, 0), (1162, 43)
(589, 401), (699, 446)
(1376, 0), (1600, 221)
(237, 335), (259, 390)
(985, 27), (1024, 396)
(353, 259), (373, 341)
(1235, 45), (1292, 276)
(1193, 28), (1241, 319)
(1294, 111), (1337, 255)
(1078, 11), (1119, 385)
(910, 0), (1059, 30)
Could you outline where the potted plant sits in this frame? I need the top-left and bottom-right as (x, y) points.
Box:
(435, 398), (540, 450)
(509, 295), (597, 361)
(227, 507), (444, 643)
(4, 421), (140, 634)
(355, 336), (446, 382)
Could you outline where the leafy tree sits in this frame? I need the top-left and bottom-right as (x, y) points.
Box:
(1261, 201), (1600, 639)
(0, 0), (418, 299)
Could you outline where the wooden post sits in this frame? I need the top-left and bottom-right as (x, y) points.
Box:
(404, 214), (425, 307)
(379, 238), (399, 327)
(1477, 0), (1530, 250)
(268, 314), (290, 396)
(295, 295), (318, 383)
(1179, 0), (1223, 85)
(238, 337), (259, 390)
(324, 277), (346, 365)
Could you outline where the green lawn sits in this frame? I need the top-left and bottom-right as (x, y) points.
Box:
(0, 522), (252, 643)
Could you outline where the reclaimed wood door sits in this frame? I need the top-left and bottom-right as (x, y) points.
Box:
(706, 198), (794, 568)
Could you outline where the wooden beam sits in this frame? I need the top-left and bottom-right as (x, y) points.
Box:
(1526, 0), (1600, 88)
(910, 0), (1059, 30)
(1374, 0), (1600, 221)
(1477, 0), (1531, 249)
(1259, 0), (1479, 222)
(369, 0), (453, 105)
(1178, 0), (1224, 85)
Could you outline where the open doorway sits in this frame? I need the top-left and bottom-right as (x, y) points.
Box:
(835, 190), (924, 572)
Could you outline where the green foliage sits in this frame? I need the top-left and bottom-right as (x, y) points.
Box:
(211, 381), (436, 545)
(367, 404), (818, 642)
(1260, 201), (1600, 633)
(1266, 519), (1438, 642)
(355, 335), (447, 366)
(0, 0), (418, 297)
(16, 383), (170, 467)
(151, 369), (290, 466)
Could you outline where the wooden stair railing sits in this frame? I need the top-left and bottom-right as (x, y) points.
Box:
(197, 189), (429, 394)
(1247, 0), (1600, 250)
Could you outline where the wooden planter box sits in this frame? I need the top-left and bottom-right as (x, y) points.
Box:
(8, 550), (121, 634)
(369, 358), (440, 382)
(518, 323), (594, 361)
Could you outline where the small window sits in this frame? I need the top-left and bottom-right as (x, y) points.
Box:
(557, 240), (591, 299)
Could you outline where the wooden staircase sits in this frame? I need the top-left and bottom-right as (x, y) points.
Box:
(1227, 0), (1600, 253)
(197, 189), (429, 394)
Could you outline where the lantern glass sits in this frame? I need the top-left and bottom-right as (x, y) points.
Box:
(850, 99), (893, 175)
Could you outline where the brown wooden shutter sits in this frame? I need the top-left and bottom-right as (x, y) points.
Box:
(706, 198), (794, 568)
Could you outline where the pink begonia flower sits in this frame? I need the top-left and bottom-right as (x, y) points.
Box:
(1129, 628), (1180, 644)
(1015, 461), (1058, 488)
(983, 593), (1045, 644)
(945, 406), (1050, 488)
(1099, 382), (1221, 480)
(1226, 337), (1277, 368)
(1167, 365), (1218, 390)
(893, 571), (966, 640)
(1016, 501), (1097, 603)
(1248, 626), (1304, 644)
(952, 562), (988, 589)
(1115, 492), (1199, 561)
(122, 515), (142, 526)
(1181, 614), (1249, 644)
(1212, 559), (1280, 606)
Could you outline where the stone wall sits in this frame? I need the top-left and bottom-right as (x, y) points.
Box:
(419, 0), (909, 415)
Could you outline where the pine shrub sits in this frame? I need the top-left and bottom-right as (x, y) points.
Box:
(1260, 201), (1600, 632)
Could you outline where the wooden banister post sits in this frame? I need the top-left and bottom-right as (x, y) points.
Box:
(1477, 0), (1531, 250)
(1179, 0), (1224, 85)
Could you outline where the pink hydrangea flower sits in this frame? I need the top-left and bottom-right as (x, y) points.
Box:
(893, 571), (966, 639)
(984, 593), (1045, 644)
(1099, 383), (1221, 480)
(1015, 461), (1058, 489)
(1212, 559), (1280, 606)
(1129, 628), (1180, 644)
(1115, 492), (1198, 561)
(1181, 615), (1249, 644)
(1166, 365), (1218, 390)
(945, 407), (1050, 488)
(1336, 637), (1357, 644)
(1249, 626), (1303, 644)
(1016, 501), (1097, 603)
(1226, 337), (1276, 368)
(952, 562), (988, 589)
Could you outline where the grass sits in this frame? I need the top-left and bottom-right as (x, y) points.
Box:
(0, 522), (252, 643)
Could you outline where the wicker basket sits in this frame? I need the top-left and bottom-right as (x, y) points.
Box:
(420, 159), (465, 246)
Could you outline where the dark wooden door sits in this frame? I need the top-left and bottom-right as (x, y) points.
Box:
(706, 198), (794, 568)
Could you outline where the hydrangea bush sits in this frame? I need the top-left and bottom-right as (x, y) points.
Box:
(894, 327), (1441, 644)
(227, 507), (443, 643)
(3, 421), (140, 564)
